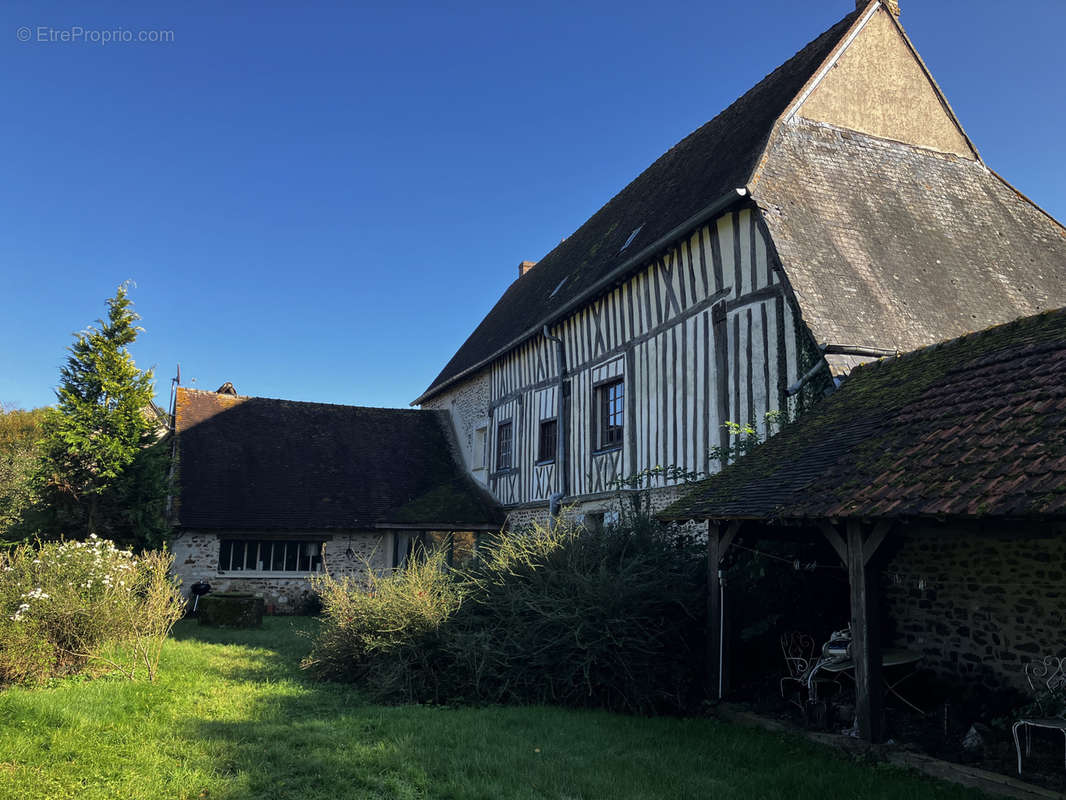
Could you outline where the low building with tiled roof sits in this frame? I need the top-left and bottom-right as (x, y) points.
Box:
(660, 308), (1066, 741)
(415, 0), (1066, 530)
(171, 386), (501, 610)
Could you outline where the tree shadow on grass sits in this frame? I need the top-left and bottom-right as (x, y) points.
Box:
(168, 617), (322, 684)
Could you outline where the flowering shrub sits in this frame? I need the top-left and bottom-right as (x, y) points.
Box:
(0, 536), (184, 685)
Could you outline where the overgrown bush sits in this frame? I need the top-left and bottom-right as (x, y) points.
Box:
(306, 551), (461, 698)
(0, 536), (184, 685)
(305, 516), (705, 714)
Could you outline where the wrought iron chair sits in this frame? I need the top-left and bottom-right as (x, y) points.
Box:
(1013, 656), (1066, 775)
(780, 631), (840, 713)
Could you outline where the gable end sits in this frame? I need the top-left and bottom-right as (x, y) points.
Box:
(791, 5), (977, 159)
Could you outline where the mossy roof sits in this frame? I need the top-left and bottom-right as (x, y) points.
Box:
(660, 308), (1066, 523)
(174, 388), (502, 530)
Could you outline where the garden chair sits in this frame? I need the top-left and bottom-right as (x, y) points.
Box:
(1013, 656), (1066, 775)
(780, 631), (840, 714)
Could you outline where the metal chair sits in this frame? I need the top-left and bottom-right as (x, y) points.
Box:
(780, 631), (839, 713)
(1013, 656), (1066, 775)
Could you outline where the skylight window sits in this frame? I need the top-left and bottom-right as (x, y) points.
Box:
(620, 224), (644, 252)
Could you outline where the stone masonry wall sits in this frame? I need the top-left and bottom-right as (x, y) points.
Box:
(421, 372), (491, 479)
(171, 530), (391, 614)
(882, 523), (1066, 693)
(504, 485), (706, 537)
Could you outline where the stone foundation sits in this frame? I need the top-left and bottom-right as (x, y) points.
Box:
(171, 530), (391, 614)
(503, 485), (706, 537)
(882, 523), (1066, 693)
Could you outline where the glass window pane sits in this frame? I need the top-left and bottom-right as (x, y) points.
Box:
(285, 542), (298, 572)
(496, 421), (513, 469)
(219, 540), (232, 571)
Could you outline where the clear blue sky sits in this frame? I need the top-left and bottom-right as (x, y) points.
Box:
(2, 0), (1063, 412)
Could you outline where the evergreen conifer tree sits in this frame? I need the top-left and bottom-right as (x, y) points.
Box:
(37, 283), (169, 547)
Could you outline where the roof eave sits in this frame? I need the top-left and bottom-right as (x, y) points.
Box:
(412, 187), (750, 406)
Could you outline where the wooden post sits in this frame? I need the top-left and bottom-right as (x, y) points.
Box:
(707, 520), (740, 700)
(707, 522), (721, 698)
(847, 519), (883, 742)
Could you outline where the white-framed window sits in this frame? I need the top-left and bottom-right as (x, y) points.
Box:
(218, 539), (324, 575)
(473, 425), (488, 470)
(593, 378), (624, 451)
(495, 419), (514, 471)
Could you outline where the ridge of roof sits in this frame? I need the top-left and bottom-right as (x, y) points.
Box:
(986, 167), (1066, 238)
(174, 387), (503, 530)
(414, 5), (864, 405)
(177, 386), (430, 417)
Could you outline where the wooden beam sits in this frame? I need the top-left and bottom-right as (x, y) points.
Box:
(818, 520), (848, 564)
(863, 519), (892, 565)
(721, 520), (741, 554)
(847, 520), (883, 742)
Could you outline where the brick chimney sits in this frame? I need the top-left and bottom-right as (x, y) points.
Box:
(518, 260), (537, 278)
(858, 0), (899, 15)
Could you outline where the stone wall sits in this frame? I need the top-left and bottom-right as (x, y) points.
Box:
(881, 522), (1066, 693)
(421, 372), (491, 481)
(171, 530), (392, 614)
(504, 485), (705, 536)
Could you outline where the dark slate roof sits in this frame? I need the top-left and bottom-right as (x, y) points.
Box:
(174, 388), (502, 530)
(754, 120), (1066, 355)
(415, 7), (863, 403)
(660, 308), (1066, 523)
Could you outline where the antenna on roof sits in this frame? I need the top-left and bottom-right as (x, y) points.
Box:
(169, 364), (181, 430)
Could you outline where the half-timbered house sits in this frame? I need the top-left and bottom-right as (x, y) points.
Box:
(415, 0), (1066, 527)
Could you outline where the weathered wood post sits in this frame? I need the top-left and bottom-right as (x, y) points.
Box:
(846, 519), (891, 742)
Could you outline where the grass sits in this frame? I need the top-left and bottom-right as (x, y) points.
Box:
(0, 618), (983, 800)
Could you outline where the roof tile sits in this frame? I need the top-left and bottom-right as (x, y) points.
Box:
(661, 309), (1066, 523)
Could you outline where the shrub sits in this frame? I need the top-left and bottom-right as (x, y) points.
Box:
(305, 551), (461, 699)
(441, 519), (705, 713)
(0, 536), (184, 685)
(305, 516), (705, 714)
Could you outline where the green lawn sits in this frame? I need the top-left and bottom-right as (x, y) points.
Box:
(0, 619), (981, 800)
